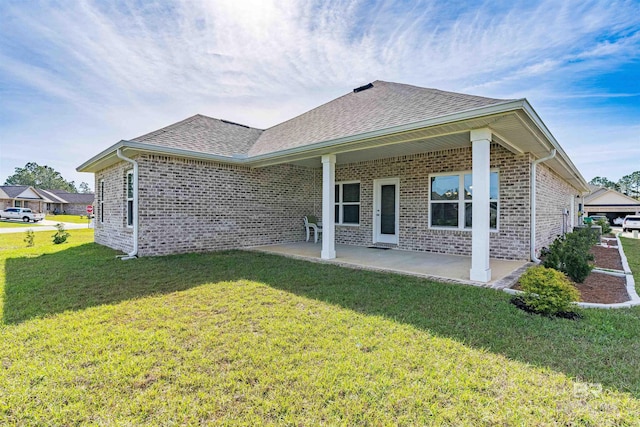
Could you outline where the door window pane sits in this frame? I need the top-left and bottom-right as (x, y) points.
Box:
(380, 184), (395, 234)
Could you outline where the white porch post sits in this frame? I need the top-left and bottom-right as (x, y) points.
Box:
(470, 128), (492, 283)
(321, 154), (336, 259)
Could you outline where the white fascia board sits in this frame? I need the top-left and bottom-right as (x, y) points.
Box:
(77, 140), (245, 172)
(246, 99), (528, 164)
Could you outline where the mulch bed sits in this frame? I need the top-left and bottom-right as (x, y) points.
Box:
(590, 243), (623, 271)
(512, 243), (629, 304)
(570, 272), (628, 304)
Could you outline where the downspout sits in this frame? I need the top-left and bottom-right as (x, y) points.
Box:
(116, 148), (138, 260)
(530, 149), (556, 263)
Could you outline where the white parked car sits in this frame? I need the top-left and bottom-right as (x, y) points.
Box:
(622, 215), (640, 232)
(0, 207), (45, 222)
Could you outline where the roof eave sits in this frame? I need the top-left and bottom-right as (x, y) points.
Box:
(246, 99), (527, 164)
(77, 140), (246, 173)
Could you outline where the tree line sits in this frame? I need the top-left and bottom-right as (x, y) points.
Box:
(3, 162), (92, 193)
(589, 171), (640, 199)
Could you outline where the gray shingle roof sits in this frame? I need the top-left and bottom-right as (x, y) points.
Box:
(249, 80), (511, 156)
(46, 190), (95, 204)
(34, 189), (66, 203)
(132, 114), (263, 157)
(1, 185), (30, 198)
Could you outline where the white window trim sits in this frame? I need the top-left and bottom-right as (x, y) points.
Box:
(126, 171), (134, 228)
(428, 169), (499, 232)
(99, 179), (105, 224)
(335, 180), (361, 226)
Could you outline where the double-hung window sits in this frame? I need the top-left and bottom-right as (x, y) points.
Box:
(126, 171), (134, 227)
(429, 171), (499, 230)
(99, 179), (104, 224)
(335, 182), (360, 225)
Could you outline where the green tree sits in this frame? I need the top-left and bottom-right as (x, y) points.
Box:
(4, 162), (77, 192)
(78, 182), (92, 193)
(619, 171), (640, 199)
(589, 176), (619, 191)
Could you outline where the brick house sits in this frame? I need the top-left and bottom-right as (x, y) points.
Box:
(0, 185), (95, 215)
(77, 81), (589, 283)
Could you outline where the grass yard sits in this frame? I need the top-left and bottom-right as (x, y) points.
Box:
(45, 214), (92, 224)
(621, 236), (640, 294)
(1, 231), (640, 424)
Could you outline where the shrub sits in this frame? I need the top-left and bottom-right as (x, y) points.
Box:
(596, 218), (612, 235)
(24, 229), (35, 247)
(519, 266), (580, 316)
(52, 223), (70, 245)
(542, 227), (597, 283)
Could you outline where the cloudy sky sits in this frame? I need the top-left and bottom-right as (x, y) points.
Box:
(1, 0), (639, 190)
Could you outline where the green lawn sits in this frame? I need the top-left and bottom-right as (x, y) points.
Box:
(45, 214), (92, 224)
(621, 237), (640, 294)
(1, 231), (640, 424)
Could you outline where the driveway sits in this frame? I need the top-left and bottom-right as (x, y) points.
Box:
(612, 227), (640, 239)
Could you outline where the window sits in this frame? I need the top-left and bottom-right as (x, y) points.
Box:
(334, 182), (360, 225)
(14, 201), (21, 207)
(126, 171), (134, 227)
(430, 171), (498, 230)
(99, 179), (105, 224)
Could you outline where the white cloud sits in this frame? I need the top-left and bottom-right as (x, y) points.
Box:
(0, 0), (639, 187)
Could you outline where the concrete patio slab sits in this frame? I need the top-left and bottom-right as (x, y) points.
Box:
(250, 242), (528, 287)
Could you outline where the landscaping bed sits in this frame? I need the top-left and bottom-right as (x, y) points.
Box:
(590, 242), (623, 271)
(513, 242), (630, 304)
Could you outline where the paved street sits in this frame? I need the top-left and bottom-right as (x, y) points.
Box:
(0, 220), (92, 234)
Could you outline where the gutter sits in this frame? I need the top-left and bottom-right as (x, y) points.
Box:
(530, 149), (556, 263)
(116, 148), (138, 260)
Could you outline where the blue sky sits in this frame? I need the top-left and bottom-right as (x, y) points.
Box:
(1, 0), (639, 190)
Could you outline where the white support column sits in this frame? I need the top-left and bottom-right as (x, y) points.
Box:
(470, 128), (492, 283)
(321, 154), (336, 259)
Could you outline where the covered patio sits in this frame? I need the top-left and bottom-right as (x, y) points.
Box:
(251, 242), (530, 288)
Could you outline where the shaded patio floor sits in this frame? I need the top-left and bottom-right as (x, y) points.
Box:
(250, 242), (530, 288)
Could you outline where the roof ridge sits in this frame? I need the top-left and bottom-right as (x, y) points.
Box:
(133, 114), (263, 143)
(133, 114), (205, 142)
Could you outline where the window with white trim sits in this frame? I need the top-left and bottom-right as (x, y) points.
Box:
(335, 182), (360, 225)
(126, 171), (133, 227)
(429, 171), (499, 230)
(99, 179), (104, 224)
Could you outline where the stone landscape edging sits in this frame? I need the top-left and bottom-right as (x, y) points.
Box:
(503, 235), (640, 309)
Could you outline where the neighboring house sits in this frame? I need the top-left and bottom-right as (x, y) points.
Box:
(583, 184), (640, 223)
(0, 185), (94, 215)
(39, 189), (96, 215)
(77, 80), (589, 283)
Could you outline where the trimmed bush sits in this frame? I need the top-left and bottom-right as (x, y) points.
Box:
(519, 266), (580, 316)
(596, 218), (612, 235)
(542, 227), (597, 283)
